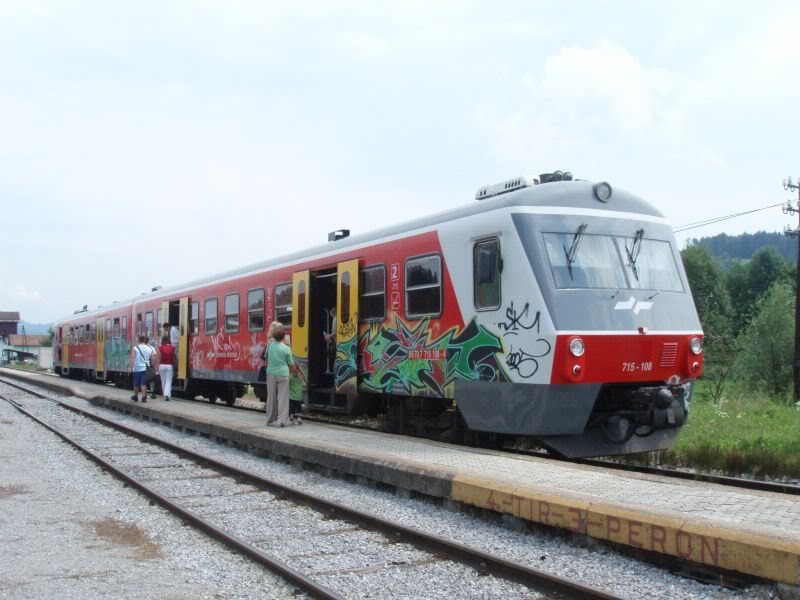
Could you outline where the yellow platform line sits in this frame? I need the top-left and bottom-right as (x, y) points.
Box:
(452, 474), (800, 585)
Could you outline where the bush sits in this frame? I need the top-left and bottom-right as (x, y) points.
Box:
(734, 282), (795, 398)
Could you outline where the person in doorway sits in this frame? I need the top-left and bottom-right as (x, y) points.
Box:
(324, 307), (336, 373)
(265, 324), (299, 427)
(156, 335), (175, 401)
(130, 335), (155, 403)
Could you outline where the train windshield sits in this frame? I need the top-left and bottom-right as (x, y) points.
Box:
(543, 232), (628, 289)
(542, 231), (683, 291)
(617, 237), (683, 292)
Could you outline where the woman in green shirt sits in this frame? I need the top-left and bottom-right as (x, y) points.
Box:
(265, 324), (299, 427)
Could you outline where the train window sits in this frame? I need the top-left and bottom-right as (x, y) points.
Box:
(360, 265), (385, 321)
(405, 255), (442, 318)
(136, 313), (142, 336)
(190, 301), (199, 335)
(224, 293), (240, 333)
(275, 283), (292, 326)
(113, 318), (120, 338)
(543, 232), (627, 290)
(473, 239), (501, 310)
(122, 316), (128, 341)
(145, 312), (153, 340)
(205, 298), (218, 334)
(616, 237), (684, 292)
(340, 272), (351, 325)
(90, 323), (97, 343)
(105, 319), (112, 334)
(248, 289), (265, 332)
(156, 308), (163, 330)
(79, 325), (85, 343)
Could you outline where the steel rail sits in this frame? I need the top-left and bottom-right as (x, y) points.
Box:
(0, 392), (342, 600)
(2, 371), (799, 497)
(0, 377), (619, 600)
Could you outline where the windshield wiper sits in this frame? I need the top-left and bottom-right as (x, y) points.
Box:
(563, 223), (588, 280)
(625, 228), (645, 280)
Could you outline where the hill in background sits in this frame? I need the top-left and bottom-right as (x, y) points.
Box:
(18, 321), (52, 335)
(687, 231), (796, 263)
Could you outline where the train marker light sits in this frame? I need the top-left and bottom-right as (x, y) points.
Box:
(689, 337), (702, 355)
(593, 181), (613, 202)
(569, 337), (585, 357)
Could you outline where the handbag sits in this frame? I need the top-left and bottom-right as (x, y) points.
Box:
(136, 345), (156, 384)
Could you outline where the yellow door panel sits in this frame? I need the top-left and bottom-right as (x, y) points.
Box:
(96, 318), (105, 373)
(335, 259), (359, 394)
(178, 297), (189, 379)
(291, 270), (310, 366)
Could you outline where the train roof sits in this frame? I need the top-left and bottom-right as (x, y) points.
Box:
(57, 179), (665, 323)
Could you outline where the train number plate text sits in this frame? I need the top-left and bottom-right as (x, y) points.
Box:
(622, 361), (653, 373)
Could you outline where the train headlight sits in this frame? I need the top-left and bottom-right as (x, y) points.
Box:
(593, 181), (613, 202)
(689, 337), (703, 355)
(569, 337), (585, 357)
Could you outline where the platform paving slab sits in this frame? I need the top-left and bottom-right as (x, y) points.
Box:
(4, 367), (800, 586)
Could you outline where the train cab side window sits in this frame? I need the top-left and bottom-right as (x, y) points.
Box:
(275, 283), (293, 326)
(473, 239), (501, 310)
(156, 309), (162, 330)
(145, 312), (153, 340)
(113, 318), (120, 338)
(90, 323), (96, 343)
(105, 319), (112, 337)
(224, 293), (240, 333)
(122, 316), (128, 341)
(360, 265), (386, 321)
(136, 313), (142, 336)
(190, 301), (199, 335)
(405, 255), (442, 318)
(205, 298), (218, 334)
(247, 289), (265, 331)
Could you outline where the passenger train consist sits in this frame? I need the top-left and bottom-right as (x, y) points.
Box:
(53, 174), (703, 457)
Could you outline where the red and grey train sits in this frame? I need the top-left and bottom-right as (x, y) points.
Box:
(54, 173), (703, 457)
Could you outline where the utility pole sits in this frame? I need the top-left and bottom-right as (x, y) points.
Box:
(782, 176), (800, 401)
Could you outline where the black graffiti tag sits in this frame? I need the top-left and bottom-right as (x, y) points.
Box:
(497, 301), (540, 336)
(505, 339), (552, 379)
(337, 319), (357, 338)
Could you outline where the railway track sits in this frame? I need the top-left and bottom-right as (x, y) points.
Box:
(0, 378), (618, 600)
(4, 368), (800, 497)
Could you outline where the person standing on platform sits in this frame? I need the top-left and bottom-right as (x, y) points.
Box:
(130, 335), (155, 403)
(156, 335), (175, 401)
(264, 321), (282, 424)
(265, 324), (298, 428)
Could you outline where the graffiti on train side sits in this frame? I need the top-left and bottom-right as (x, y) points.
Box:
(495, 301), (540, 336)
(334, 334), (358, 392)
(359, 315), (508, 398)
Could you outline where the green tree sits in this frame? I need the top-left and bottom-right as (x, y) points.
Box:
(681, 245), (732, 341)
(734, 282), (795, 399)
(726, 247), (791, 332)
(40, 327), (54, 348)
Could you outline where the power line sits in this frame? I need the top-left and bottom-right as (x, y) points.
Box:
(672, 202), (784, 233)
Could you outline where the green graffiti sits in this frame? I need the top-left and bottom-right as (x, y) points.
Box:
(359, 316), (507, 398)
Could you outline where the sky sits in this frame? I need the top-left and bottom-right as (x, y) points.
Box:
(1, 1), (799, 323)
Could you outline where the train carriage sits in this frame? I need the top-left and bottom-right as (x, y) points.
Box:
(54, 174), (703, 457)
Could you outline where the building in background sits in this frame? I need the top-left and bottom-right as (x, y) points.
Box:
(0, 311), (20, 340)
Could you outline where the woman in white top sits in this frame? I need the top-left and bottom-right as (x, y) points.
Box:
(130, 335), (155, 403)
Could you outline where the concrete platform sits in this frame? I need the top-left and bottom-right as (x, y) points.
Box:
(3, 368), (800, 586)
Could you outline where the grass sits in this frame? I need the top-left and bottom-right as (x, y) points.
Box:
(631, 380), (800, 478)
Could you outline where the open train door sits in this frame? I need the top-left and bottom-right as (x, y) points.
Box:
(335, 259), (359, 395)
(178, 297), (189, 380)
(95, 317), (105, 376)
(291, 270), (310, 379)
